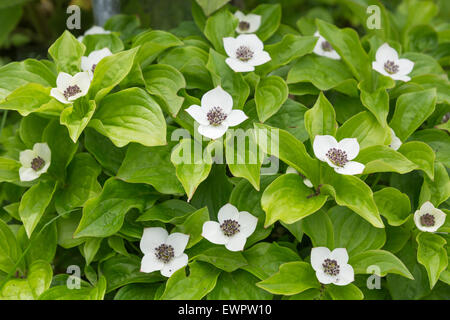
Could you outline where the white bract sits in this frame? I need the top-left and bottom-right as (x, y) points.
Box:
(372, 43), (414, 82)
(50, 72), (91, 104)
(414, 201), (446, 233)
(202, 203), (257, 252)
(19, 143), (51, 182)
(234, 10), (261, 34)
(223, 34), (271, 72)
(311, 247), (354, 286)
(140, 227), (189, 278)
(389, 128), (402, 151)
(186, 86), (248, 140)
(286, 166), (313, 188)
(81, 48), (112, 80)
(77, 25), (111, 42)
(313, 135), (365, 175)
(313, 31), (340, 60)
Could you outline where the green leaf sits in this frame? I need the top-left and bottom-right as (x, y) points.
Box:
(253, 123), (320, 185)
(390, 89), (437, 141)
(287, 56), (355, 92)
(206, 49), (249, 110)
(324, 283), (364, 300)
(48, 30), (85, 74)
(419, 161), (450, 207)
(410, 129), (450, 168)
(0, 219), (22, 274)
(359, 81), (389, 126)
(0, 157), (20, 183)
(160, 261), (221, 300)
(114, 283), (160, 300)
(337, 111), (389, 149)
(374, 187), (411, 226)
(316, 19), (371, 81)
(300, 209), (334, 248)
(142, 64), (186, 117)
(195, 0), (230, 16)
(322, 172), (384, 228)
(81, 34), (124, 54)
(0, 260), (52, 300)
(349, 249), (413, 279)
(328, 206), (385, 255)
(74, 178), (156, 238)
(19, 181), (57, 237)
(54, 153), (101, 214)
(398, 141), (435, 180)
(88, 48), (138, 102)
(261, 174), (327, 226)
(242, 242), (300, 280)
(225, 129), (262, 190)
(208, 270), (272, 300)
(255, 75), (288, 123)
(0, 59), (56, 100)
(101, 255), (163, 293)
(83, 238), (102, 266)
(137, 199), (196, 224)
(257, 35), (317, 75)
(132, 30), (183, 67)
(253, 4), (282, 41)
(256, 261), (320, 295)
(416, 232), (448, 289)
(89, 87), (166, 148)
(60, 98), (96, 142)
(19, 114), (49, 148)
(191, 246), (248, 272)
(117, 142), (183, 195)
(174, 207), (210, 248)
(356, 145), (417, 174)
(170, 139), (216, 201)
(304, 92), (337, 140)
(204, 8), (237, 55)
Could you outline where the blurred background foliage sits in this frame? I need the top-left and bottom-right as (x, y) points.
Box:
(0, 0), (449, 65)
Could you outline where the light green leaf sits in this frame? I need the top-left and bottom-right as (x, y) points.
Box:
(324, 283), (364, 300)
(255, 75), (288, 123)
(89, 87), (166, 148)
(195, 0), (230, 16)
(174, 207), (210, 248)
(0, 219), (22, 274)
(261, 174), (327, 226)
(253, 4), (282, 41)
(60, 98), (96, 142)
(19, 181), (57, 237)
(137, 199), (196, 224)
(204, 8), (238, 55)
(256, 261), (320, 295)
(374, 187), (411, 226)
(304, 92), (337, 140)
(419, 161), (450, 207)
(416, 232), (448, 289)
(356, 145), (417, 174)
(0, 157), (20, 183)
(48, 30), (85, 74)
(300, 209), (334, 248)
(398, 141), (435, 180)
(191, 246), (248, 273)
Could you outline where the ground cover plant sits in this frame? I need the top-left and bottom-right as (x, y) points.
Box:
(0, 0), (449, 300)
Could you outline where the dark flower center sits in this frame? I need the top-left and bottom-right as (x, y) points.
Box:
(239, 21), (250, 31)
(220, 219), (240, 237)
(206, 107), (227, 126)
(322, 258), (340, 276)
(326, 148), (348, 167)
(63, 85), (82, 99)
(321, 41), (333, 52)
(236, 45), (254, 62)
(154, 244), (175, 263)
(384, 60), (399, 74)
(31, 156), (45, 171)
(420, 213), (435, 227)
(91, 64), (97, 74)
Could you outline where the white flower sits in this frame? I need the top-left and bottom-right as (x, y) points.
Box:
(414, 201), (446, 233)
(313, 135), (365, 175)
(311, 247), (354, 286)
(140, 227), (189, 278)
(389, 128), (402, 151)
(372, 43), (414, 82)
(81, 48), (112, 80)
(186, 86), (248, 140)
(234, 10), (261, 34)
(50, 72), (91, 104)
(19, 143), (51, 182)
(77, 25), (111, 42)
(286, 166), (313, 188)
(202, 203), (257, 252)
(223, 34), (271, 72)
(313, 31), (340, 60)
